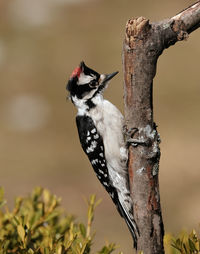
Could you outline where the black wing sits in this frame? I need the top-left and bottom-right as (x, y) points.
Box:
(76, 115), (111, 191)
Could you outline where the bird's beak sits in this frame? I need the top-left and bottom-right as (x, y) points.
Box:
(103, 71), (119, 83)
(97, 71), (119, 93)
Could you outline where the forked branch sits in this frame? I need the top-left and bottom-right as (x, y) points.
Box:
(123, 1), (200, 253)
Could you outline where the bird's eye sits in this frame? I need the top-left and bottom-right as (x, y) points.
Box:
(89, 80), (97, 88)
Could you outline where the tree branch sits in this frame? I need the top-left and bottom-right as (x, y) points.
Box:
(122, 1), (200, 253)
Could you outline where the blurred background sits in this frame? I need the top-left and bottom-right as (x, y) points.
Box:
(0, 0), (199, 252)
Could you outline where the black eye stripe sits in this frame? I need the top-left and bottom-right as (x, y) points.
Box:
(68, 82), (94, 99)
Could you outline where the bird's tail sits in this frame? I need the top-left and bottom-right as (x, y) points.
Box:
(117, 199), (139, 249)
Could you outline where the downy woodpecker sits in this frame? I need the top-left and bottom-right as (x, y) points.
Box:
(66, 61), (138, 248)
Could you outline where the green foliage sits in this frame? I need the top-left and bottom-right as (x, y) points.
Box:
(1, 186), (199, 254)
(165, 230), (200, 254)
(0, 187), (120, 254)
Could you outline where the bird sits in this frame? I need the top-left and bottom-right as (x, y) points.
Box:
(66, 61), (138, 248)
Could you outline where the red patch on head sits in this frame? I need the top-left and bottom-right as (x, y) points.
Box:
(70, 66), (81, 79)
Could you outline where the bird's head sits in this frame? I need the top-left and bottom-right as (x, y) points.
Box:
(66, 61), (118, 102)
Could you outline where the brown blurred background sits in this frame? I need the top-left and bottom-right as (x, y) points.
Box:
(0, 0), (199, 253)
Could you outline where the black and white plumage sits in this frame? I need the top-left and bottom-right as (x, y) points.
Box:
(66, 61), (138, 248)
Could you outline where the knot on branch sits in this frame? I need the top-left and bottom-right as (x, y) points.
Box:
(126, 124), (161, 161)
(171, 19), (189, 41)
(125, 17), (151, 48)
(138, 125), (160, 159)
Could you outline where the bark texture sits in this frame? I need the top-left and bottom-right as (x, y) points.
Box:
(123, 2), (200, 253)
